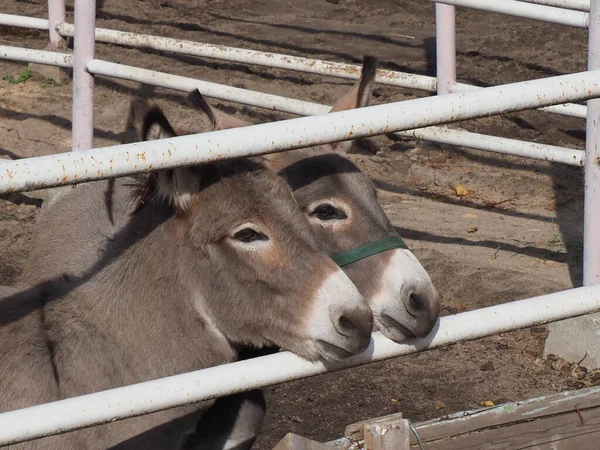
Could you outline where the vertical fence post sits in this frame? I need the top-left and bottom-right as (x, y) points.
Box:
(544, 0), (600, 368)
(48, 0), (66, 50)
(584, 0), (600, 285)
(72, 0), (96, 152)
(30, 0), (67, 88)
(435, 3), (456, 95)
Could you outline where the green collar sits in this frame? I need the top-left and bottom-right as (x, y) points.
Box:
(331, 235), (408, 267)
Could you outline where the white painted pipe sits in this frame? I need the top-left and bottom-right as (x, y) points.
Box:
(436, 3), (457, 95)
(87, 59), (329, 115)
(432, 0), (589, 27)
(0, 49), (589, 174)
(0, 13), (49, 30)
(56, 23), (438, 92)
(2, 67), (600, 194)
(81, 59), (586, 159)
(48, 0), (66, 49)
(71, 0), (96, 152)
(0, 47), (324, 116)
(0, 45), (72, 67)
(452, 82), (587, 119)
(1, 284), (600, 445)
(518, 0), (590, 12)
(584, 0), (600, 284)
(60, 21), (589, 119)
(398, 126), (584, 166)
(0, 15), (585, 118)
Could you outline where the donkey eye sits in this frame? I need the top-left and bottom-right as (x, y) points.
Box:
(234, 228), (267, 242)
(312, 204), (347, 221)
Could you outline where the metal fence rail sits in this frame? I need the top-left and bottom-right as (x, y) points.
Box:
(1, 284), (600, 446)
(1, 67), (599, 193)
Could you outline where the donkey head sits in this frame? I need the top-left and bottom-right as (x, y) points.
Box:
(127, 100), (373, 362)
(187, 55), (440, 342)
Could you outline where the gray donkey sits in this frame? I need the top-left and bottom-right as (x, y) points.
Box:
(177, 60), (442, 450)
(19, 56), (440, 449)
(23, 56), (439, 343)
(0, 101), (373, 450)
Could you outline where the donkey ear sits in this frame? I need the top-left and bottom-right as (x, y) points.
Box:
(328, 55), (377, 153)
(188, 89), (252, 130)
(330, 55), (377, 113)
(138, 102), (199, 214)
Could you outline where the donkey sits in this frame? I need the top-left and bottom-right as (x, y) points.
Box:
(189, 56), (440, 341)
(23, 56), (439, 342)
(0, 101), (373, 450)
(174, 59), (443, 450)
(20, 56), (440, 449)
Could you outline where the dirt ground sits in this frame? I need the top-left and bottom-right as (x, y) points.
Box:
(0, 0), (596, 447)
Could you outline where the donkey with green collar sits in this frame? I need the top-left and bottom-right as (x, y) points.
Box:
(181, 56), (440, 450)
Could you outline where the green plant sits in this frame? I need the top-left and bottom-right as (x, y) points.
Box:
(2, 67), (33, 85)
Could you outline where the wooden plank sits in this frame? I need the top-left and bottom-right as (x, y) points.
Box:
(345, 412), (409, 450)
(329, 386), (600, 449)
(272, 433), (336, 450)
(414, 403), (600, 449)
(345, 412), (404, 441)
(410, 385), (600, 445)
(364, 419), (410, 450)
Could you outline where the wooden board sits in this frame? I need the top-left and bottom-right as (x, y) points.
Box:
(328, 385), (600, 450)
(407, 385), (600, 449)
(273, 433), (337, 450)
(414, 405), (600, 449)
(364, 420), (410, 450)
(344, 412), (409, 450)
(345, 412), (404, 441)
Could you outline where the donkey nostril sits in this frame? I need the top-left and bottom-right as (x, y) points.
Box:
(339, 314), (357, 331)
(335, 308), (372, 337)
(409, 293), (426, 311)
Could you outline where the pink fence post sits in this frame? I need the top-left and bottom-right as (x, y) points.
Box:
(71, 0), (96, 152)
(28, 0), (67, 87)
(435, 3), (456, 95)
(544, 0), (600, 368)
(48, 0), (66, 49)
(584, 0), (600, 285)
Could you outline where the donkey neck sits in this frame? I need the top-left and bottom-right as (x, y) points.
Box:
(46, 205), (237, 386)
